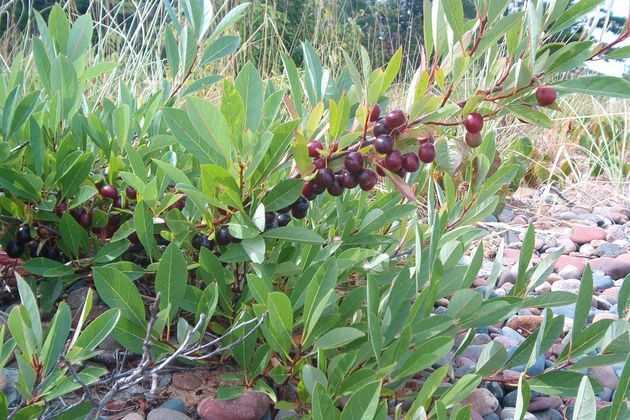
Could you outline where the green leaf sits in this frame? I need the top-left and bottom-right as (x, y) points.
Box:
(59, 213), (89, 258)
(316, 327), (365, 351)
(514, 374), (531, 420)
(610, 354), (630, 420)
(93, 240), (130, 264)
(476, 341), (508, 376)
(13, 404), (44, 420)
(262, 179), (304, 212)
(0, 393), (7, 419)
(93, 266), (146, 326)
(211, 2), (251, 38)
(40, 303), (71, 375)
(201, 35), (241, 65)
(394, 336), (453, 381)
(367, 275), (382, 364)
(313, 383), (339, 420)
(8, 306), (38, 360)
(572, 376), (596, 420)
(155, 243), (187, 317)
(71, 308), (120, 356)
(242, 237), (266, 264)
(506, 104), (552, 129)
(236, 62), (264, 132)
(340, 381), (381, 420)
(441, 0), (465, 41)
(549, 0), (605, 34)
(262, 226), (325, 244)
(606, 46), (630, 60)
(303, 365), (328, 396)
(574, 264), (594, 344)
(184, 97), (232, 166)
(555, 76), (630, 98)
(439, 374), (482, 408)
(529, 371), (602, 397)
(67, 14), (93, 62)
(134, 201), (157, 261)
(512, 224), (535, 296)
(16, 275), (42, 346)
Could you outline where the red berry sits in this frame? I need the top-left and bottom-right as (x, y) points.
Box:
(463, 112), (484, 134)
(313, 157), (326, 170)
(308, 140), (324, 158)
(373, 120), (390, 137)
(78, 209), (93, 228)
(126, 186), (137, 199)
(55, 201), (68, 217)
(384, 110), (407, 133)
(315, 168), (335, 188)
(369, 104), (381, 122)
(100, 184), (119, 200)
(465, 132), (483, 148)
(419, 142), (436, 163)
(358, 169), (378, 191)
(374, 135), (394, 154)
(337, 169), (358, 189)
(401, 153), (420, 172)
(384, 150), (403, 172)
(302, 182), (317, 200)
(344, 152), (364, 174)
(536, 86), (557, 106)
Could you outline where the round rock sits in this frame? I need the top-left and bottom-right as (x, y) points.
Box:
(464, 388), (499, 416)
(197, 391), (271, 420)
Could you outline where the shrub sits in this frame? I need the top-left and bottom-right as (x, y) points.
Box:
(0, 0), (629, 418)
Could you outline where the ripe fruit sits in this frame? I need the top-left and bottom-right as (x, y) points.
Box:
(327, 180), (344, 196)
(126, 187), (137, 200)
(374, 135), (394, 154)
(291, 197), (309, 219)
(536, 86), (557, 106)
(419, 142), (436, 163)
(42, 244), (62, 261)
(465, 132), (483, 148)
(302, 182), (317, 201)
(216, 226), (232, 246)
(77, 209), (92, 229)
(384, 110), (407, 133)
(5, 240), (23, 258)
(401, 153), (420, 172)
(315, 168), (335, 188)
(55, 201), (68, 217)
(358, 169), (378, 191)
(265, 212), (278, 231)
(369, 104), (381, 122)
(277, 213), (291, 227)
(463, 112), (484, 134)
(311, 181), (325, 195)
(373, 120), (390, 137)
(192, 234), (205, 249)
(308, 140), (324, 158)
(16, 225), (31, 245)
(337, 169), (358, 189)
(100, 184), (119, 200)
(384, 150), (403, 172)
(172, 196), (186, 210)
(344, 152), (364, 174)
(313, 158), (326, 170)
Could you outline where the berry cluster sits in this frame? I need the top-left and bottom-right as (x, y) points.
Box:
(4, 225), (63, 260)
(304, 106), (436, 200)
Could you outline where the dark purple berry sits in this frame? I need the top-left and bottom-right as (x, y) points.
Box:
(265, 212), (278, 230)
(126, 187), (137, 200)
(192, 233), (205, 249)
(358, 169), (378, 191)
(369, 104), (381, 122)
(401, 153), (420, 172)
(344, 152), (364, 174)
(5, 240), (23, 258)
(327, 180), (344, 196)
(315, 168), (335, 188)
(337, 170), (358, 189)
(16, 225), (31, 245)
(419, 142), (436, 163)
(384, 110), (407, 133)
(313, 158), (326, 170)
(302, 182), (317, 201)
(216, 226), (232, 246)
(465, 132), (483, 148)
(384, 150), (403, 172)
(100, 185), (119, 200)
(463, 112), (484, 134)
(55, 201), (68, 217)
(277, 213), (291, 227)
(291, 197), (309, 219)
(373, 120), (390, 137)
(374, 135), (394, 154)
(308, 141), (324, 158)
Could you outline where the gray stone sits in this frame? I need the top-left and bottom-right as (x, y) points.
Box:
(122, 414), (144, 420)
(498, 208), (515, 223)
(501, 327), (525, 344)
(148, 408), (191, 420)
(500, 407), (536, 420)
(483, 414), (501, 420)
(578, 243), (597, 257)
(483, 381), (505, 402)
(464, 388), (500, 416)
(589, 366), (618, 389)
(552, 304), (576, 318)
(160, 399), (186, 413)
(558, 265), (581, 280)
(533, 409), (563, 420)
(596, 243), (624, 258)
(593, 271), (614, 290)
(551, 279), (581, 294)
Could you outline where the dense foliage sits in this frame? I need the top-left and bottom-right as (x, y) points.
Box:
(0, 0), (629, 418)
